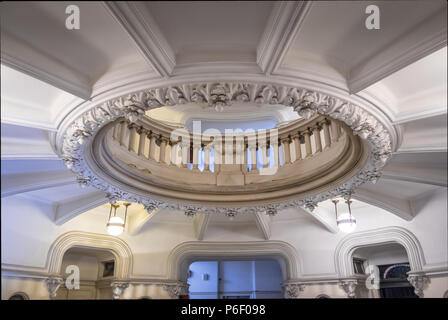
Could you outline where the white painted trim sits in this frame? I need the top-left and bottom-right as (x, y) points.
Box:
(166, 241), (302, 281)
(103, 2), (175, 78)
(1, 171), (77, 198)
(253, 212), (272, 240)
(46, 231), (133, 280)
(348, 10), (447, 93)
(334, 227), (426, 278)
(53, 192), (107, 225)
(353, 188), (414, 221)
(393, 104), (447, 125)
(257, 1), (312, 75)
(395, 146), (448, 154)
(192, 213), (211, 241)
(1, 32), (91, 100)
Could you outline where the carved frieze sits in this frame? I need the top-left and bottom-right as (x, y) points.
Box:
(59, 82), (393, 214)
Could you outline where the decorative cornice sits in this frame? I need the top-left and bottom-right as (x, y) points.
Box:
(339, 279), (359, 299)
(282, 283), (305, 299)
(45, 276), (64, 299)
(111, 280), (130, 299)
(59, 81), (393, 214)
(407, 274), (429, 298)
(163, 281), (189, 299)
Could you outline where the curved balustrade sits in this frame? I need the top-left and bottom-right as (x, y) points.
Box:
(89, 113), (365, 207)
(110, 115), (343, 176)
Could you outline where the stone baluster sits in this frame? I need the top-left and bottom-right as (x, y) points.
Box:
(170, 140), (181, 167)
(221, 139), (226, 166)
(330, 119), (340, 142)
(120, 122), (130, 147)
(192, 143), (200, 169)
(118, 121), (127, 146)
(272, 140), (280, 167)
(203, 142), (211, 171)
(127, 124), (137, 152)
(292, 134), (302, 162)
(148, 132), (157, 160)
(242, 138), (248, 172)
(159, 136), (168, 164)
(180, 140), (189, 168)
(136, 127), (146, 156)
(281, 137), (291, 164)
(312, 125), (322, 153)
(259, 141), (268, 168)
(322, 119), (331, 149)
(249, 145), (257, 171)
(247, 133), (257, 171)
(113, 121), (122, 140)
(235, 135), (245, 166)
(303, 129), (312, 157)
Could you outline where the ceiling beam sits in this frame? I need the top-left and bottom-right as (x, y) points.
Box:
(382, 166), (447, 187)
(54, 191), (107, 225)
(193, 213), (211, 240)
(253, 212), (271, 240)
(1, 170), (76, 198)
(348, 9), (447, 93)
(257, 1), (312, 75)
(103, 1), (176, 78)
(301, 207), (338, 234)
(353, 188), (414, 221)
(1, 31), (91, 100)
(1, 136), (59, 160)
(127, 208), (159, 235)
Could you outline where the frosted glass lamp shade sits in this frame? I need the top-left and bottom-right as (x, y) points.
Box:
(107, 216), (125, 236)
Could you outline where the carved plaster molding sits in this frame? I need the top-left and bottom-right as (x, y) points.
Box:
(59, 82), (392, 213)
(45, 276), (64, 299)
(282, 283), (305, 298)
(339, 279), (359, 298)
(334, 226), (425, 278)
(163, 282), (189, 299)
(111, 280), (130, 299)
(407, 274), (429, 298)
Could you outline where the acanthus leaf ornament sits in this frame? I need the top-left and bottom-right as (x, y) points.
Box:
(59, 82), (393, 215)
(340, 279), (358, 298)
(282, 283), (305, 298)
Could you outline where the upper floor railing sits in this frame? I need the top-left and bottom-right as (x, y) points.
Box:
(110, 115), (344, 176)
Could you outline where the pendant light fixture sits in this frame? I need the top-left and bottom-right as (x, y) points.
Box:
(332, 198), (357, 233)
(106, 202), (130, 236)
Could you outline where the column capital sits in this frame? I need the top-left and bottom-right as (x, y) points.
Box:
(407, 274), (429, 298)
(45, 275), (64, 299)
(111, 280), (130, 300)
(339, 279), (359, 298)
(163, 282), (189, 299)
(282, 283), (305, 298)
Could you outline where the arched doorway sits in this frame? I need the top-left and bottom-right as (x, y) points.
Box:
(352, 243), (418, 298)
(55, 247), (116, 300)
(187, 259), (284, 299)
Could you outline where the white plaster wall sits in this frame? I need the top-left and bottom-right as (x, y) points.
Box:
(1, 187), (447, 298)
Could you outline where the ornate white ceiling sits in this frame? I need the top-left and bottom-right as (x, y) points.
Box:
(1, 1), (446, 234)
